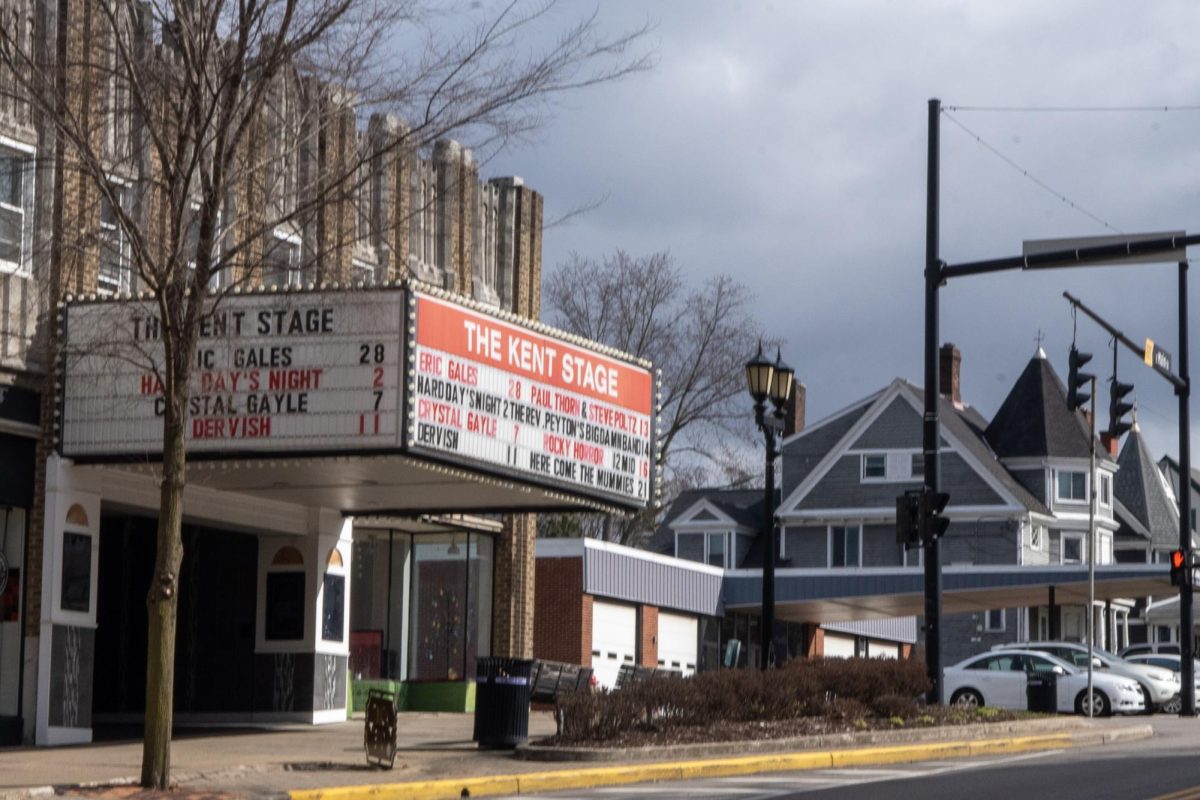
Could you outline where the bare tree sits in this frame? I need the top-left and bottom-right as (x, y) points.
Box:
(0, 0), (650, 787)
(543, 250), (774, 546)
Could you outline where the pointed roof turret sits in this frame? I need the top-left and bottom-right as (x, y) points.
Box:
(984, 353), (1101, 460)
(1115, 423), (1180, 550)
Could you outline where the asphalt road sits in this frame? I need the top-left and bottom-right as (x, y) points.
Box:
(504, 717), (1200, 800)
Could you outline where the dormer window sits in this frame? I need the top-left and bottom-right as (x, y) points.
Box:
(674, 530), (745, 569)
(1056, 471), (1087, 502)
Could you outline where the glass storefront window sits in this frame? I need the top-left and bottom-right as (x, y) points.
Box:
(409, 536), (468, 681)
(350, 529), (494, 684)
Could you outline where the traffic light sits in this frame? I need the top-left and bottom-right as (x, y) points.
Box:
(896, 490), (921, 548)
(1171, 549), (1187, 587)
(1067, 346), (1094, 412)
(920, 488), (951, 542)
(1108, 378), (1134, 440)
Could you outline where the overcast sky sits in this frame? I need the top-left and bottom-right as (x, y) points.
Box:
(485, 1), (1200, 467)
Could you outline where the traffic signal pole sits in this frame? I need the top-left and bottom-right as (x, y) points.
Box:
(924, 97), (1197, 708)
(923, 98), (943, 706)
(1178, 260), (1193, 716)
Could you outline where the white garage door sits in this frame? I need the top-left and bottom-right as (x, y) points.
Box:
(657, 612), (698, 676)
(591, 600), (637, 689)
(823, 633), (856, 658)
(868, 639), (898, 658)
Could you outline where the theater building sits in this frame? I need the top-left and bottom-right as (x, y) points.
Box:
(0, 3), (656, 745)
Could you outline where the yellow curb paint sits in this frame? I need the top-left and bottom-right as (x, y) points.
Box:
(288, 731), (1103, 800)
(291, 775), (522, 800)
(516, 763), (683, 794)
(968, 733), (1074, 757)
(676, 751), (834, 779)
(830, 740), (972, 768)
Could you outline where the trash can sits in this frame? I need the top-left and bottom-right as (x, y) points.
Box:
(472, 656), (534, 748)
(1026, 673), (1057, 713)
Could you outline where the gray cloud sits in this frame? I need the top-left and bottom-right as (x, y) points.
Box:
(487, 0), (1200, 464)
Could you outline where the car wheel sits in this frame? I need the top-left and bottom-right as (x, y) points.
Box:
(1075, 688), (1111, 717)
(1140, 685), (1156, 715)
(1162, 694), (1182, 715)
(951, 689), (983, 709)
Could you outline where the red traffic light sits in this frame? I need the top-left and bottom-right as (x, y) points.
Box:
(1172, 550), (1186, 570)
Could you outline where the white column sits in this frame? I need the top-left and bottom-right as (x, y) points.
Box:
(35, 456), (102, 746)
(255, 508), (351, 724)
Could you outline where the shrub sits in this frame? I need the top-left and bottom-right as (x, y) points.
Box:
(553, 657), (932, 744)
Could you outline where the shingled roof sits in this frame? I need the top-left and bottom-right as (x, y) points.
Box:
(897, 382), (1051, 517)
(984, 350), (1107, 462)
(649, 488), (765, 555)
(1115, 421), (1179, 550)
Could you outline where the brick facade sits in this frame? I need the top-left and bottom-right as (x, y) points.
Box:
(532, 557), (589, 664)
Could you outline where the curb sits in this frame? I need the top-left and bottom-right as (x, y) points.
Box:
(514, 715), (1089, 762)
(286, 725), (1153, 800)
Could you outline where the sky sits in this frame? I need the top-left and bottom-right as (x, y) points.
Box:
(484, 1), (1200, 468)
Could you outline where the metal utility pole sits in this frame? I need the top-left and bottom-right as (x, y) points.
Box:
(923, 98), (943, 705)
(1087, 374), (1096, 717)
(1178, 261), (1194, 716)
(1063, 289), (1193, 715)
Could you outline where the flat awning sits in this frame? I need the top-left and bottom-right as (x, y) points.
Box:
(104, 453), (619, 516)
(724, 564), (1170, 623)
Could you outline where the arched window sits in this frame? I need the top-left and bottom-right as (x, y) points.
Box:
(272, 545), (304, 566)
(266, 544), (305, 641)
(65, 503), (89, 528)
(322, 546), (346, 642)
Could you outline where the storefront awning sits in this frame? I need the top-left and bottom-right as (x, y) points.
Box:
(723, 564), (1170, 623)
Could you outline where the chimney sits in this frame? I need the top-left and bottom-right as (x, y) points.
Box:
(784, 383), (806, 437)
(939, 343), (962, 408)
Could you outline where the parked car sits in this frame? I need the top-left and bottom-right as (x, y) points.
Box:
(1120, 642), (1181, 658)
(1124, 653), (1200, 714)
(945, 649), (1145, 716)
(992, 641), (1180, 712)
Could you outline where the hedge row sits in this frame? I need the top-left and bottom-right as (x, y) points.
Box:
(554, 657), (931, 743)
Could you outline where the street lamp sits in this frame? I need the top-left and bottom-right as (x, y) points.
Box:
(745, 342), (794, 670)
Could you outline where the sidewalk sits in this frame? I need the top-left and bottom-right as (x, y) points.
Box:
(0, 712), (1154, 800)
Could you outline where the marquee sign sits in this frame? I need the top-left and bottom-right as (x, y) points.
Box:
(58, 286), (656, 510)
(407, 292), (655, 507)
(60, 290), (405, 456)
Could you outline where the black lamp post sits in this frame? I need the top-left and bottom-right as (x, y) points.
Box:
(745, 342), (794, 670)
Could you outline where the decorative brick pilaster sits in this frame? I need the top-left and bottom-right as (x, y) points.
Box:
(492, 513), (536, 658)
(638, 605), (658, 668)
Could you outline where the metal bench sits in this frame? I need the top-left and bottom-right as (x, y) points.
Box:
(530, 659), (594, 704)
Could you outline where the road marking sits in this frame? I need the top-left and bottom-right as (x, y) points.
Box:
(1147, 787), (1200, 800)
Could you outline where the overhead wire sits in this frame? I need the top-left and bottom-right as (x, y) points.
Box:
(941, 110), (1121, 233)
(945, 104), (1200, 113)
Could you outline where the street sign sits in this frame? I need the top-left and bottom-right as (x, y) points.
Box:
(1023, 231), (1186, 266)
(1145, 338), (1173, 377)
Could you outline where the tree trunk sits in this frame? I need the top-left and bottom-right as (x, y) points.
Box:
(141, 400), (187, 789)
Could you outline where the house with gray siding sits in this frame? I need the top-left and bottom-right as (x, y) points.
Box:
(659, 343), (1148, 667)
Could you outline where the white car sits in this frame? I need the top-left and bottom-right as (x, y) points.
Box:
(946, 649), (1145, 716)
(1125, 653), (1200, 714)
(992, 641), (1180, 711)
